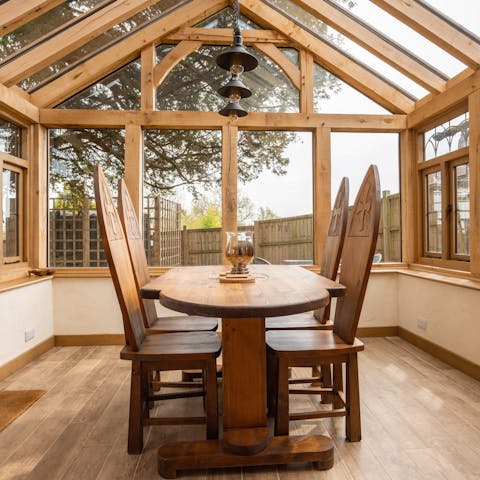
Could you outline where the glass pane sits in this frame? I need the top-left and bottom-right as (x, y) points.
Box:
(56, 59), (141, 109)
(267, 0), (426, 99)
(331, 0), (466, 78)
(195, 7), (260, 29)
(0, 119), (22, 157)
(0, 0), (105, 63)
(143, 129), (222, 266)
(156, 45), (299, 112)
(426, 171), (442, 253)
(314, 63), (388, 114)
(331, 133), (401, 262)
(48, 128), (125, 267)
(424, 112), (469, 160)
(237, 131), (312, 265)
(280, 47), (299, 67)
(20, 0), (179, 91)
(2, 168), (19, 258)
(454, 163), (469, 256)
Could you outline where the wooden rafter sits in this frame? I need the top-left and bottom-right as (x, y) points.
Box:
(165, 27), (290, 45)
(0, 0), (162, 86)
(240, 0), (415, 113)
(0, 0), (64, 37)
(370, 0), (480, 69)
(39, 109), (407, 132)
(291, 0), (447, 93)
(153, 41), (202, 88)
(0, 84), (39, 123)
(253, 43), (301, 90)
(30, 0), (228, 108)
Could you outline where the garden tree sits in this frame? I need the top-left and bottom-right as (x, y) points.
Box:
(47, 3), (353, 202)
(257, 206), (279, 221)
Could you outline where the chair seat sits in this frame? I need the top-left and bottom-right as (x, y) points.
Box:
(120, 331), (222, 361)
(266, 330), (364, 357)
(266, 312), (332, 330)
(147, 316), (218, 333)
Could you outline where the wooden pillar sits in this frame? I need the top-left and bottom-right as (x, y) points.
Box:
(313, 126), (331, 265)
(141, 43), (156, 111)
(400, 128), (418, 264)
(124, 123), (143, 222)
(221, 124), (238, 265)
(29, 124), (47, 268)
(300, 50), (314, 114)
(469, 89), (480, 275)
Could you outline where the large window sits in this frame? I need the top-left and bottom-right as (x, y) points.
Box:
(420, 113), (470, 265)
(0, 119), (24, 265)
(48, 128), (125, 267)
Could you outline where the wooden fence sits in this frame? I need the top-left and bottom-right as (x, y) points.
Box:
(49, 191), (401, 267)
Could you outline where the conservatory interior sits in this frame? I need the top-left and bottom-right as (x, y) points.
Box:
(1, 0), (480, 478)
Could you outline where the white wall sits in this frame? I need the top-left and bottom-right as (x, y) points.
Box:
(398, 274), (480, 366)
(0, 279), (54, 365)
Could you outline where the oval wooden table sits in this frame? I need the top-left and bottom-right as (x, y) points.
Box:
(140, 265), (345, 478)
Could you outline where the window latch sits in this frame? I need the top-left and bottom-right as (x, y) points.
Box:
(446, 204), (453, 217)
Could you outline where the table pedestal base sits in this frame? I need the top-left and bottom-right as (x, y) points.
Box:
(157, 434), (334, 478)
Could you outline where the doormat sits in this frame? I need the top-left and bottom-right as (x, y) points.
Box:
(0, 390), (45, 431)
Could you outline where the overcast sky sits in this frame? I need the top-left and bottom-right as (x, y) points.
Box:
(240, 0), (479, 219)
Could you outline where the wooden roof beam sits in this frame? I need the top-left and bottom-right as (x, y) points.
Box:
(0, 84), (39, 123)
(165, 27), (291, 45)
(0, 0), (164, 86)
(291, 0), (447, 93)
(370, 0), (480, 69)
(0, 0), (64, 37)
(240, 0), (415, 113)
(30, 0), (228, 108)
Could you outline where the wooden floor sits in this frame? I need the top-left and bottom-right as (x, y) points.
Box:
(1, 337), (480, 479)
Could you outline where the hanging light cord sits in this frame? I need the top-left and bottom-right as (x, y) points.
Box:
(233, 0), (241, 35)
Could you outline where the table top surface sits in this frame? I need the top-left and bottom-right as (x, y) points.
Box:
(141, 265), (345, 318)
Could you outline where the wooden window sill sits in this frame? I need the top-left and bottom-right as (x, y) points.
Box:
(0, 274), (52, 294)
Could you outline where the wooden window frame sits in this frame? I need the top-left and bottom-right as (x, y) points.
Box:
(417, 145), (470, 270)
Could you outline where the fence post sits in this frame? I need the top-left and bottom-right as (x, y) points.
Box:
(382, 190), (391, 262)
(82, 196), (90, 267)
(181, 226), (188, 266)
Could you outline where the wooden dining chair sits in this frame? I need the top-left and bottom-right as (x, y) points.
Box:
(265, 177), (349, 330)
(266, 165), (380, 441)
(94, 165), (220, 454)
(117, 179), (218, 334)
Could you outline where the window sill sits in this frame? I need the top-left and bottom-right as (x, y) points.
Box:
(0, 274), (52, 294)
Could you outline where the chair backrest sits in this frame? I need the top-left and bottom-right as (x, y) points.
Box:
(118, 179), (157, 328)
(93, 165), (146, 351)
(314, 177), (349, 322)
(333, 165), (381, 344)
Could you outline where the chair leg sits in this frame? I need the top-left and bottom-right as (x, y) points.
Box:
(345, 353), (361, 442)
(267, 349), (277, 417)
(332, 363), (344, 410)
(320, 364), (332, 404)
(128, 361), (144, 454)
(274, 357), (290, 436)
(203, 359), (219, 440)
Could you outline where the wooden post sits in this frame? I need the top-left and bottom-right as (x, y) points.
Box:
(221, 124), (238, 265)
(381, 190), (390, 262)
(400, 128), (417, 264)
(29, 124), (47, 268)
(469, 89), (480, 275)
(181, 225), (188, 266)
(124, 123), (143, 224)
(300, 50), (314, 114)
(313, 127), (331, 266)
(141, 43), (156, 111)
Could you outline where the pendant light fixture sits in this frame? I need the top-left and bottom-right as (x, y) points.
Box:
(216, 0), (258, 117)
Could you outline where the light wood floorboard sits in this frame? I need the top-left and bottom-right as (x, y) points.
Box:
(0, 337), (479, 479)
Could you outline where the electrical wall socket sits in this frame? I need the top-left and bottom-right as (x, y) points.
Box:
(417, 317), (427, 330)
(24, 328), (35, 342)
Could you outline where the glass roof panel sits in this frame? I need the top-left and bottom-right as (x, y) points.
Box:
(19, 0), (182, 91)
(331, 0), (467, 78)
(55, 58), (141, 110)
(421, 0), (480, 38)
(267, 0), (428, 99)
(0, 0), (107, 63)
(195, 7), (260, 29)
(314, 63), (388, 114)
